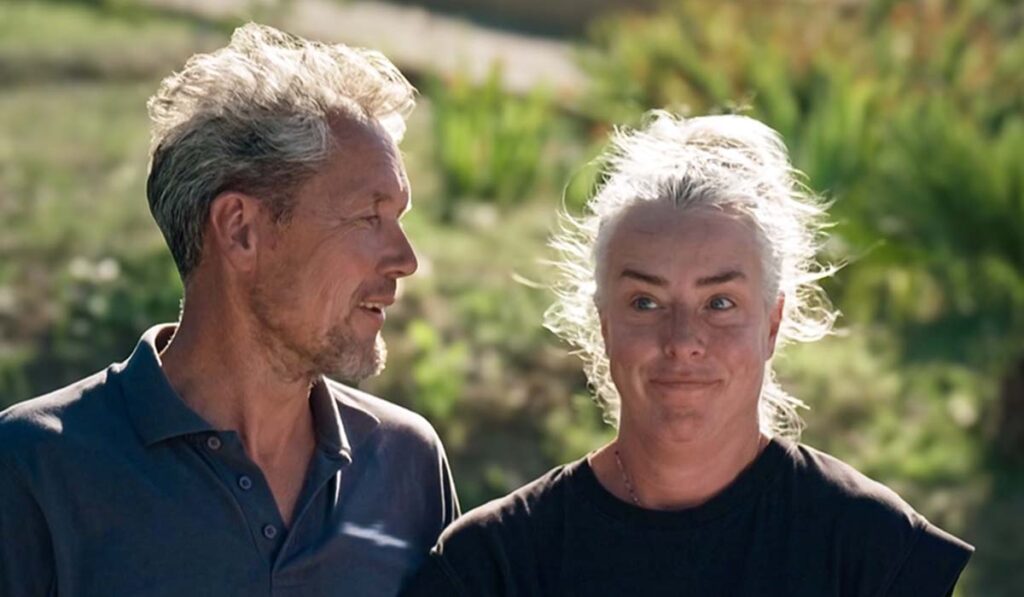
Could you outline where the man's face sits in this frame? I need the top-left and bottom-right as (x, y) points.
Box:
(598, 200), (782, 445)
(249, 121), (417, 381)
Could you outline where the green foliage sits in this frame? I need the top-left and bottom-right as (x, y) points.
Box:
(0, 79), (172, 403)
(581, 0), (1024, 371)
(780, 333), (989, 488)
(427, 66), (558, 221)
(838, 98), (1024, 369)
(0, 0), (227, 83)
(404, 319), (469, 421)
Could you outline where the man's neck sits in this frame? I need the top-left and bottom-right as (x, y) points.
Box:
(590, 424), (768, 511)
(158, 302), (316, 466)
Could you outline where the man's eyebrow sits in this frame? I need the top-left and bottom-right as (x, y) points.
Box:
(696, 269), (746, 287)
(620, 268), (668, 286)
(371, 190), (412, 215)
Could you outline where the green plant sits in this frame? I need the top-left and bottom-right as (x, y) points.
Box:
(427, 65), (557, 221)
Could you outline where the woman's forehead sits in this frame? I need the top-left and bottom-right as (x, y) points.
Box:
(600, 202), (765, 284)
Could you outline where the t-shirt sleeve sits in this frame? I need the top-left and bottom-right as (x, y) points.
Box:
(401, 501), (529, 597)
(882, 521), (974, 596)
(400, 551), (472, 597)
(0, 457), (56, 597)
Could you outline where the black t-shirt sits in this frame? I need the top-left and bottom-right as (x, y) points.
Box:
(401, 440), (973, 596)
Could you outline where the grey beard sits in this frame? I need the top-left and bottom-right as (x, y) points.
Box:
(315, 330), (388, 383)
(249, 291), (388, 383)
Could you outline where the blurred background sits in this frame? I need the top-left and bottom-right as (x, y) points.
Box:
(0, 0), (1021, 593)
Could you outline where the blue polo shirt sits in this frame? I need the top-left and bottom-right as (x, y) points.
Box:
(0, 325), (459, 596)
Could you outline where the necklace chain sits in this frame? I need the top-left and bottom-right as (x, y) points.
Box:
(612, 437), (771, 510)
(613, 447), (642, 507)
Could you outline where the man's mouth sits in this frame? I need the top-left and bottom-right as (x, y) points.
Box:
(357, 298), (394, 325)
(359, 301), (388, 314)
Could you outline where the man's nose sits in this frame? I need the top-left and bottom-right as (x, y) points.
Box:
(382, 223), (418, 279)
(662, 308), (705, 359)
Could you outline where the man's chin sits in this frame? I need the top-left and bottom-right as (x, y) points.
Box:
(320, 334), (387, 383)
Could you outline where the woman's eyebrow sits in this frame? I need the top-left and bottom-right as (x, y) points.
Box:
(696, 269), (746, 287)
(619, 268), (667, 286)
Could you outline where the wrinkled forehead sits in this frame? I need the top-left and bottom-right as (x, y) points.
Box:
(593, 199), (769, 293)
(293, 118), (410, 216)
(339, 116), (408, 174)
(328, 114), (402, 158)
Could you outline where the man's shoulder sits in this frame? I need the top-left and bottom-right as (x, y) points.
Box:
(325, 378), (442, 448)
(0, 368), (118, 454)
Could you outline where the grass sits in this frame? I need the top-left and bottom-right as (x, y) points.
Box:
(0, 0), (229, 83)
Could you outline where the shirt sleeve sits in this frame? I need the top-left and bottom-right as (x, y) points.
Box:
(0, 457), (56, 597)
(883, 521), (974, 596)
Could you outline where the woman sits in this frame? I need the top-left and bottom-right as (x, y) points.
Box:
(403, 112), (973, 596)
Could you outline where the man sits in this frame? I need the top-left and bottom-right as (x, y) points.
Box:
(403, 112), (973, 596)
(0, 24), (457, 596)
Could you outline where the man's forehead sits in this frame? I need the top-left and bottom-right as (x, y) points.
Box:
(290, 133), (408, 217)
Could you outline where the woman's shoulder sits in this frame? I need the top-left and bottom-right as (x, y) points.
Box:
(779, 441), (922, 526)
(437, 457), (584, 550)
(774, 440), (973, 593)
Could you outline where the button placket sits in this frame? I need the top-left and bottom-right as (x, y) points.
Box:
(200, 432), (291, 561)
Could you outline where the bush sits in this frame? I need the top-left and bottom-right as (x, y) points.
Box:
(426, 65), (560, 221)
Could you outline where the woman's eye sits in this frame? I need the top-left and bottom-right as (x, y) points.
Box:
(631, 296), (659, 311)
(708, 296), (736, 311)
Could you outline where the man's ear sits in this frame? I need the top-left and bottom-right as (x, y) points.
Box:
(766, 294), (785, 358)
(207, 191), (262, 274)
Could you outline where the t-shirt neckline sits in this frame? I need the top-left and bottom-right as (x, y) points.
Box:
(568, 438), (788, 530)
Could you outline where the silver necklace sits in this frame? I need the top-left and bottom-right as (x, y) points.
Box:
(613, 447), (642, 507)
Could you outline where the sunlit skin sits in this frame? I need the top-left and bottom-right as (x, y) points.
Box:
(159, 118), (416, 525)
(589, 200), (783, 510)
(249, 119), (418, 382)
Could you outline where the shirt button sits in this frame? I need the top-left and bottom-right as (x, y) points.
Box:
(237, 475), (253, 491)
(205, 436), (222, 451)
(262, 524), (278, 539)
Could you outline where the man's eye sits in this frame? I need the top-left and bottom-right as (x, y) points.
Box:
(708, 296), (736, 310)
(362, 215), (381, 225)
(631, 296), (659, 311)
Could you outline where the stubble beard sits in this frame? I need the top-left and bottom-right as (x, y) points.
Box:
(315, 325), (387, 382)
(250, 285), (388, 384)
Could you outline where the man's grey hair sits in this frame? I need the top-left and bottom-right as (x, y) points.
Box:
(146, 23), (416, 280)
(545, 111), (839, 439)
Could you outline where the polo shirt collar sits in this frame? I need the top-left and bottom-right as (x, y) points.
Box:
(119, 324), (382, 457)
(318, 379), (381, 462)
(119, 324), (213, 446)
